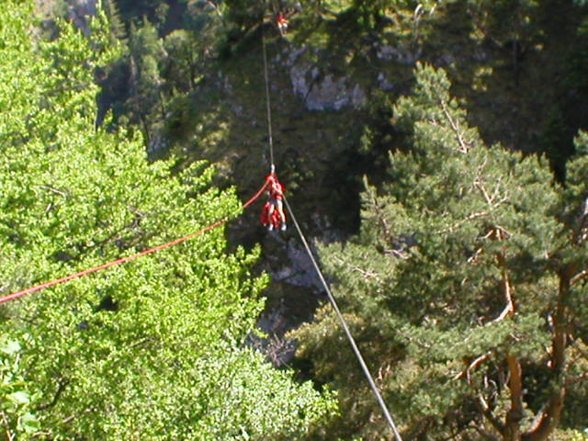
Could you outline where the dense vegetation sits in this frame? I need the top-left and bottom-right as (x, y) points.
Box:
(0, 2), (334, 439)
(1, 0), (586, 440)
(292, 64), (587, 441)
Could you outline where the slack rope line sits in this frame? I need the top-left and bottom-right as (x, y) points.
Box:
(283, 196), (404, 441)
(261, 26), (275, 169)
(0, 182), (269, 305)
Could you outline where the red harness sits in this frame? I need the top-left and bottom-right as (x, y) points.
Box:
(266, 174), (284, 200)
(261, 173), (286, 228)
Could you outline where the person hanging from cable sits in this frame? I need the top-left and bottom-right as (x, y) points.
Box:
(261, 165), (287, 231)
(276, 10), (289, 35)
(275, 2), (301, 35)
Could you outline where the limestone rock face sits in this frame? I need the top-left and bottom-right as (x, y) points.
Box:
(67, 0), (98, 34)
(36, 0), (98, 34)
(375, 42), (421, 65)
(286, 47), (366, 111)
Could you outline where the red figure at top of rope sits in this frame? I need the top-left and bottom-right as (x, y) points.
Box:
(275, 3), (301, 35)
(276, 11), (289, 35)
(261, 165), (287, 232)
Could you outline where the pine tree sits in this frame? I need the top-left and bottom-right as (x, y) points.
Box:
(292, 63), (587, 441)
(0, 2), (336, 439)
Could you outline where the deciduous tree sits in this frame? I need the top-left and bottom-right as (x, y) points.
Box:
(0, 2), (335, 439)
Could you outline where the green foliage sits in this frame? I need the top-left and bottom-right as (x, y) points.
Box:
(542, 15), (588, 180)
(161, 2), (224, 93)
(0, 1), (335, 439)
(467, 0), (540, 41)
(103, 0), (128, 42)
(114, 0), (169, 27)
(126, 19), (166, 130)
(102, 1), (230, 144)
(292, 64), (587, 440)
(223, 0), (265, 31)
(0, 339), (40, 439)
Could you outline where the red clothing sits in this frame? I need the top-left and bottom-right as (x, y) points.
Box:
(277, 12), (288, 26)
(276, 12), (289, 33)
(266, 173), (284, 200)
(261, 201), (285, 228)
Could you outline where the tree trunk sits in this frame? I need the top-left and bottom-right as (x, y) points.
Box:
(504, 354), (524, 441)
(521, 266), (572, 441)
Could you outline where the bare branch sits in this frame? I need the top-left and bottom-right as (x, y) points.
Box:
(440, 100), (471, 153)
(436, 211), (489, 234)
(522, 389), (565, 441)
(477, 394), (505, 435)
(472, 424), (500, 441)
(398, 330), (432, 349)
(491, 299), (514, 324)
(490, 251), (515, 324)
(494, 225), (513, 239)
(454, 351), (492, 381)
(38, 185), (67, 197)
(333, 256), (382, 282)
(565, 370), (588, 387)
(38, 378), (68, 411)
(571, 269), (588, 286)
(1, 410), (15, 441)
(573, 196), (588, 245)
(62, 408), (95, 425)
(476, 181), (493, 205)
(467, 247), (484, 264)
(383, 248), (408, 259)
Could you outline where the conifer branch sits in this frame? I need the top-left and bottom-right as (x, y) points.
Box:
(568, 336), (588, 368)
(565, 370), (588, 387)
(370, 191), (393, 243)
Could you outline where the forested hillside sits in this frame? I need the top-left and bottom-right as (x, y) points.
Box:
(0, 2), (334, 439)
(1, 0), (587, 440)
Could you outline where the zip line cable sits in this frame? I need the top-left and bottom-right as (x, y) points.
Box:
(0, 182), (269, 305)
(3, 18), (403, 440)
(261, 28), (275, 168)
(283, 197), (404, 441)
(260, 15), (402, 440)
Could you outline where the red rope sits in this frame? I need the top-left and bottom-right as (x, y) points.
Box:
(0, 182), (268, 305)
